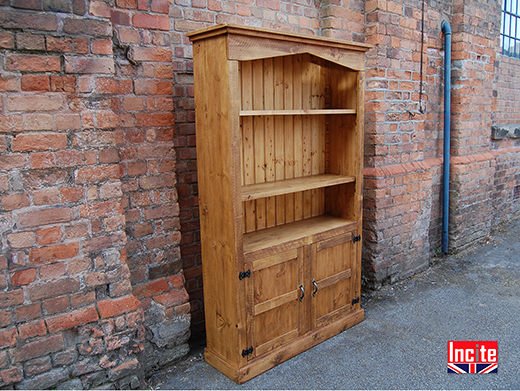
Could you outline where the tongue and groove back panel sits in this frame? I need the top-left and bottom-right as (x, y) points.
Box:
(239, 54), (358, 233)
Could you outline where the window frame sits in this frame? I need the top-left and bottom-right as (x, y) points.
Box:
(501, 0), (520, 58)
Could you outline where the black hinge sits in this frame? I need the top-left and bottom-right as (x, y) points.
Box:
(353, 235), (361, 243)
(242, 346), (253, 357)
(352, 297), (360, 305)
(239, 269), (251, 280)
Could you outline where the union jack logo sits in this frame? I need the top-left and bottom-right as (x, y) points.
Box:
(447, 341), (498, 374)
(447, 363), (498, 373)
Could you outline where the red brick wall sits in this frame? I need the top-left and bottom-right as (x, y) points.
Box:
(496, 55), (520, 125)
(0, 0), (189, 388)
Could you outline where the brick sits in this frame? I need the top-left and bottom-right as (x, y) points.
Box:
(111, 10), (131, 26)
(84, 233), (126, 253)
(36, 227), (62, 245)
(140, 174), (176, 189)
(0, 367), (23, 386)
(0, 310), (12, 327)
(0, 10), (57, 31)
(52, 348), (78, 366)
(24, 113), (53, 131)
(97, 295), (140, 319)
(13, 303), (41, 323)
(144, 204), (180, 220)
(99, 149), (120, 163)
(133, 279), (169, 299)
(167, 274), (185, 289)
(118, 28), (140, 44)
(40, 262), (67, 281)
(0, 75), (18, 92)
(43, 296), (70, 315)
(74, 37), (89, 53)
(28, 278), (80, 301)
(90, 0), (111, 17)
(63, 18), (111, 36)
(11, 268), (37, 286)
(0, 32), (15, 49)
(50, 75), (76, 92)
(44, 0), (71, 12)
(5, 54), (61, 72)
(16, 33), (45, 51)
(68, 257), (92, 275)
(60, 187), (85, 204)
(0, 327), (18, 349)
(28, 152), (55, 169)
(18, 207), (71, 228)
(0, 290), (24, 309)
(16, 367), (69, 389)
(128, 47), (172, 62)
(151, 0), (169, 13)
(0, 154), (27, 170)
(46, 305), (99, 333)
(108, 358), (139, 381)
(21, 75), (50, 92)
(97, 112), (119, 128)
(33, 188), (60, 205)
(8, 95), (63, 112)
(46, 36), (73, 52)
(134, 80), (173, 95)
(24, 356), (52, 377)
(12, 133), (67, 152)
(12, 334), (65, 363)
(23, 169), (70, 191)
(92, 39), (113, 54)
(79, 200), (123, 218)
(153, 289), (189, 308)
(116, 0), (136, 8)
(71, 290), (96, 308)
(29, 242), (79, 264)
(56, 150), (83, 167)
(75, 165), (120, 184)
(2, 193), (30, 211)
(18, 319), (47, 339)
(0, 114), (23, 133)
(136, 113), (174, 127)
(133, 14), (170, 30)
(65, 57), (115, 74)
(7, 232), (35, 249)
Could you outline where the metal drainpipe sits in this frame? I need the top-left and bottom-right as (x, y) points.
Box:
(441, 20), (452, 254)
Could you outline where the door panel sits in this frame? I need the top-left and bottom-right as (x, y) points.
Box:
(311, 232), (353, 328)
(246, 248), (305, 358)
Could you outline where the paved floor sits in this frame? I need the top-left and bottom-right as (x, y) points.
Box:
(149, 218), (520, 390)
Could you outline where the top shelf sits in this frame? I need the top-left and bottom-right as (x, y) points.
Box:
(239, 109), (356, 116)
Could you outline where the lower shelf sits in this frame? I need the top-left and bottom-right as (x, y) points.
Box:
(243, 215), (357, 261)
(205, 308), (364, 384)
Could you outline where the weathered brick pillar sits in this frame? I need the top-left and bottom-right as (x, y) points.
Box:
(448, 0), (502, 251)
(111, 0), (191, 373)
(362, 0), (444, 286)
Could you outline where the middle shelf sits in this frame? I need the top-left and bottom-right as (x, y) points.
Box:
(239, 109), (356, 116)
(241, 174), (356, 201)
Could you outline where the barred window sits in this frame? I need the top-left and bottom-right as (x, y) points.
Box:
(502, 0), (520, 58)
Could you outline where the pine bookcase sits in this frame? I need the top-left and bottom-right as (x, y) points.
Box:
(187, 24), (371, 383)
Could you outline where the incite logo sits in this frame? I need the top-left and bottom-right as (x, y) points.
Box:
(447, 341), (498, 373)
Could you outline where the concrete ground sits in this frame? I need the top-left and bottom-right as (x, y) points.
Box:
(148, 217), (520, 390)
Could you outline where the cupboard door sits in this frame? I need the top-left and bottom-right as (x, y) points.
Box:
(246, 248), (307, 359)
(311, 232), (354, 329)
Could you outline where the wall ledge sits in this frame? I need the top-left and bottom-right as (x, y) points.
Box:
(491, 124), (520, 140)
